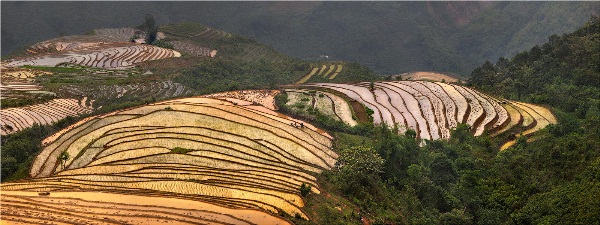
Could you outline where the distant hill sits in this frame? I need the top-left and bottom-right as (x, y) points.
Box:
(469, 16), (600, 116)
(464, 16), (600, 225)
(0, 20), (378, 132)
(2, 2), (598, 75)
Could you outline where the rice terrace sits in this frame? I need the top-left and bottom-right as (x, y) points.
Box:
(1, 2), (599, 225)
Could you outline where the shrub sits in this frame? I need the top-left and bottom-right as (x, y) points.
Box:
(57, 151), (69, 170)
(405, 129), (417, 139)
(365, 107), (374, 116)
(171, 147), (194, 154)
(299, 183), (311, 197)
(275, 92), (289, 106)
(334, 146), (384, 195)
(152, 39), (175, 50)
(365, 106), (375, 122)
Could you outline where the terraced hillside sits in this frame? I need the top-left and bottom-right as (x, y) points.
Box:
(395, 71), (461, 83)
(289, 81), (556, 148)
(0, 98), (93, 135)
(1, 191), (290, 225)
(283, 89), (358, 126)
(27, 28), (147, 53)
(160, 22), (295, 64)
(296, 64), (344, 84)
(1, 68), (54, 100)
(1, 97), (336, 223)
(2, 42), (181, 70)
(0, 23), (318, 140)
(203, 89), (280, 110)
(8, 27), (182, 69)
(170, 40), (217, 57)
(0, 27), (192, 130)
(57, 80), (194, 106)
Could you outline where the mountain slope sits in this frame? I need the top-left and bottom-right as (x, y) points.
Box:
(2, 97), (335, 223)
(0, 10), (599, 225)
(466, 16), (600, 224)
(2, 2), (598, 75)
(287, 17), (600, 224)
(282, 80), (556, 150)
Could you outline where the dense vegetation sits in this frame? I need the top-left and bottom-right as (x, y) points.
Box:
(282, 17), (600, 225)
(0, 94), (56, 108)
(0, 117), (79, 181)
(464, 17), (600, 223)
(469, 17), (600, 116)
(173, 58), (303, 94)
(3, 2), (598, 74)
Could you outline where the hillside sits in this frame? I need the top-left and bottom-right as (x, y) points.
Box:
(0, 21), (378, 136)
(469, 17), (600, 114)
(463, 16), (600, 224)
(2, 2), (598, 75)
(276, 18), (599, 224)
(2, 97), (334, 224)
(1, 11), (599, 225)
(282, 81), (556, 150)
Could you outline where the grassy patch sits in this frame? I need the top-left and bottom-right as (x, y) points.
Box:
(0, 94), (56, 108)
(170, 147), (194, 154)
(21, 65), (82, 73)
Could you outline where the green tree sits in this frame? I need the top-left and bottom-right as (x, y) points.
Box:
(138, 14), (158, 44)
(1, 157), (18, 179)
(334, 146), (384, 196)
(439, 208), (473, 225)
(337, 146), (384, 179)
(450, 123), (471, 143)
(57, 151), (70, 170)
(299, 183), (311, 197)
(405, 128), (417, 139)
